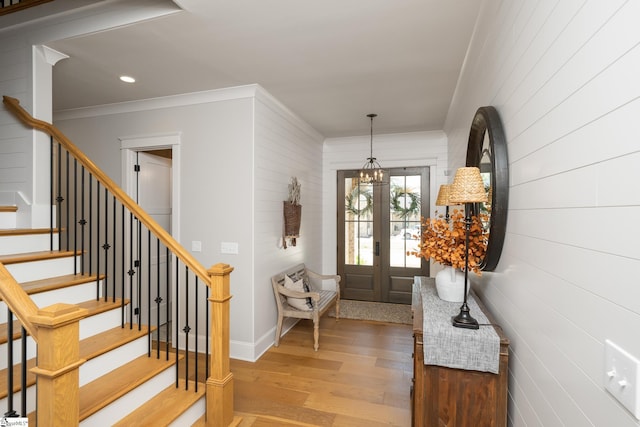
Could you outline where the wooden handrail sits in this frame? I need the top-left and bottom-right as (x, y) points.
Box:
(3, 96), (211, 285)
(0, 263), (39, 341)
(0, 0), (53, 17)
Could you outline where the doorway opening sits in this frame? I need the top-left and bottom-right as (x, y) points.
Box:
(337, 167), (429, 304)
(120, 133), (181, 340)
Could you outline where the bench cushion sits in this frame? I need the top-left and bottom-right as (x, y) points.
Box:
(284, 274), (313, 311)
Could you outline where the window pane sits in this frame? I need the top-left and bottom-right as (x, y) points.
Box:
(344, 178), (373, 266)
(389, 175), (421, 268)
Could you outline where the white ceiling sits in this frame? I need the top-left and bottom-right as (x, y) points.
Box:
(47, 0), (481, 137)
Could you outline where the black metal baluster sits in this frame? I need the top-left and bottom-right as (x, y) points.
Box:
(175, 259), (180, 387)
(156, 237), (161, 358)
(166, 247), (170, 360)
(96, 182), (101, 299)
(73, 158), (77, 275)
(103, 188), (109, 301)
(20, 327), (27, 416)
(56, 142), (62, 252)
(65, 150), (69, 251)
(183, 267), (190, 390)
(112, 195), (117, 302)
(80, 167), (86, 275)
(128, 212), (134, 329)
(121, 204), (126, 316)
(195, 275), (198, 391)
(137, 217), (142, 330)
(50, 136), (54, 251)
(5, 308), (15, 417)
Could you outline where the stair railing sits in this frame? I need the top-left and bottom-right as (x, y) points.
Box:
(3, 96), (236, 426)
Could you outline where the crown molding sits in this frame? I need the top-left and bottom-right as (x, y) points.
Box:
(54, 84), (259, 121)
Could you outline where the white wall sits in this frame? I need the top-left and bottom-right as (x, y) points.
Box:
(55, 88), (255, 358)
(322, 131), (448, 275)
(444, 1), (640, 425)
(54, 85), (324, 362)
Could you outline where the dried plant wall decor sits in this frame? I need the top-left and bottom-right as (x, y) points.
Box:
(283, 177), (301, 249)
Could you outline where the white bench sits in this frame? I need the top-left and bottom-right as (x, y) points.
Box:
(271, 264), (340, 351)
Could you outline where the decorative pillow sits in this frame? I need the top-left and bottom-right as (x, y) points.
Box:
(284, 274), (313, 311)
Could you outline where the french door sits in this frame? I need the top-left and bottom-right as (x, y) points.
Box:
(337, 167), (429, 304)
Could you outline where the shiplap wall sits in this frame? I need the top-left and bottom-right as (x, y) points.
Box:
(252, 89), (324, 360)
(0, 42), (33, 212)
(444, 0), (640, 425)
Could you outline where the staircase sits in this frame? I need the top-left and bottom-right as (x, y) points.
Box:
(0, 96), (238, 426)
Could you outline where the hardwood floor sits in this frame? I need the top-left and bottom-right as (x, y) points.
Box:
(230, 316), (413, 427)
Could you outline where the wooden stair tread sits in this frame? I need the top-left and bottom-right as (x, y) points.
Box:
(0, 319), (142, 399)
(112, 380), (204, 426)
(79, 352), (182, 421)
(0, 206), (17, 212)
(0, 227), (59, 236)
(18, 273), (104, 296)
(0, 297), (124, 344)
(0, 250), (80, 264)
(80, 323), (154, 361)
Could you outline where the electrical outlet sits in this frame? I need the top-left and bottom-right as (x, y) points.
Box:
(604, 339), (640, 419)
(220, 242), (238, 254)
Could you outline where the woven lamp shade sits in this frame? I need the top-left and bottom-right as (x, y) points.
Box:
(449, 167), (488, 203)
(435, 184), (453, 206)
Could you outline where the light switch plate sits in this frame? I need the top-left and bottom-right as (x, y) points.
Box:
(604, 339), (640, 419)
(191, 241), (202, 252)
(220, 241), (238, 254)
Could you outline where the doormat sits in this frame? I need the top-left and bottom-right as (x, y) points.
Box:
(327, 299), (412, 325)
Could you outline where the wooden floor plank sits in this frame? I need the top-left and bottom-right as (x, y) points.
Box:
(231, 316), (412, 427)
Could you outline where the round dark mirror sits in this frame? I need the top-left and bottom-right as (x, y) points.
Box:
(465, 106), (508, 271)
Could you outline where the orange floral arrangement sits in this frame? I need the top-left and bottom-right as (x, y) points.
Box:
(410, 209), (488, 274)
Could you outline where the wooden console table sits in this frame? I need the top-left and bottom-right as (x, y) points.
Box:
(411, 277), (509, 427)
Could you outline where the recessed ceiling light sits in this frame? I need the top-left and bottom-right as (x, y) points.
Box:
(119, 75), (136, 83)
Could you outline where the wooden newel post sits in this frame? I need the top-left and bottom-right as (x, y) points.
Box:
(29, 303), (88, 427)
(206, 263), (236, 427)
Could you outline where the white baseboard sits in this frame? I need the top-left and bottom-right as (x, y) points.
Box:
(176, 318), (300, 363)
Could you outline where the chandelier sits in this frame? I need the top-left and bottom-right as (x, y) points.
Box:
(359, 113), (386, 184)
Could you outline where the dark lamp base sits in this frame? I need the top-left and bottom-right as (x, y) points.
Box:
(452, 306), (479, 329)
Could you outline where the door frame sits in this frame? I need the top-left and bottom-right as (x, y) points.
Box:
(327, 157), (439, 274)
(120, 133), (181, 326)
(120, 132), (182, 242)
(337, 167), (430, 303)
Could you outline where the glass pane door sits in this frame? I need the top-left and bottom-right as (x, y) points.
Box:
(338, 167), (429, 304)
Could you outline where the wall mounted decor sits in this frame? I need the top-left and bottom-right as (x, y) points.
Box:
(465, 106), (509, 271)
(283, 177), (301, 248)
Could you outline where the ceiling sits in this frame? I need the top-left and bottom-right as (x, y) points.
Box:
(47, 0), (481, 138)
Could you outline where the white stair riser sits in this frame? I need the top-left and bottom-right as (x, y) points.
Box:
(79, 306), (124, 340)
(80, 363), (176, 427)
(0, 299), (114, 370)
(80, 335), (149, 386)
(0, 281), (102, 323)
(5, 256), (80, 283)
(0, 336), (37, 370)
(0, 380), (36, 415)
(0, 212), (17, 229)
(0, 233), (59, 255)
(169, 396), (206, 427)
